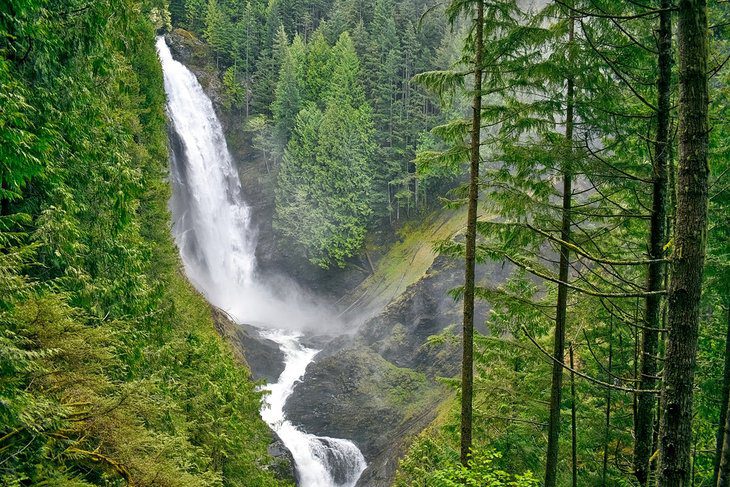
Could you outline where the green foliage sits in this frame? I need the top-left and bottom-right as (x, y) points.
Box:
(273, 32), (376, 268)
(397, 438), (538, 487)
(401, 1), (729, 486)
(176, 0), (452, 230)
(272, 35), (305, 145)
(274, 34), (376, 268)
(0, 1), (290, 485)
(429, 450), (538, 487)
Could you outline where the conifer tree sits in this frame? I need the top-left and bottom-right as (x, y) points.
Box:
(633, 1), (672, 483)
(274, 33), (375, 268)
(459, 0), (484, 466)
(302, 29), (334, 103)
(253, 24), (289, 113)
(657, 0), (710, 484)
(272, 35), (305, 147)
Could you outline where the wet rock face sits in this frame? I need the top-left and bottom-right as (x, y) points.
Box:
(165, 29), (225, 109)
(234, 325), (286, 383)
(211, 308), (285, 382)
(267, 433), (298, 484)
(283, 255), (512, 485)
(283, 347), (443, 487)
(284, 347), (441, 487)
(354, 255), (501, 378)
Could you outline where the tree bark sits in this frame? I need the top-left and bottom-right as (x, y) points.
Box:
(460, 0), (484, 468)
(657, 0), (710, 485)
(718, 368), (730, 487)
(715, 305), (730, 485)
(545, 12), (575, 487)
(570, 344), (578, 487)
(635, 2), (671, 484)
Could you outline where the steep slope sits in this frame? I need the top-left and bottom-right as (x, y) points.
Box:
(0, 4), (290, 485)
(284, 214), (511, 486)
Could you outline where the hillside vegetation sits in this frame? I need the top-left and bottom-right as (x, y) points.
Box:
(0, 1), (288, 485)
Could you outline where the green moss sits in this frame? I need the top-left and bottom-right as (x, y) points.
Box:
(349, 348), (442, 420)
(350, 208), (469, 312)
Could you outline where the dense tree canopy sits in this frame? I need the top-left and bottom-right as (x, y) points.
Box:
(169, 0), (452, 267)
(398, 0), (729, 486)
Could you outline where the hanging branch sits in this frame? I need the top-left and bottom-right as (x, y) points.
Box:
(554, 0), (674, 21)
(598, 296), (666, 333)
(65, 447), (133, 483)
(497, 252), (665, 298)
(608, 16), (658, 54)
(580, 20), (658, 112)
(583, 329), (642, 383)
(521, 222), (668, 266)
(522, 325), (659, 394)
(568, 258), (646, 297)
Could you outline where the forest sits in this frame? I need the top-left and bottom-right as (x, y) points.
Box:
(1, 0), (728, 486)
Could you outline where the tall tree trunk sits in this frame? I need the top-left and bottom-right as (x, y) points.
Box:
(657, 0), (710, 485)
(570, 344), (578, 487)
(718, 376), (730, 487)
(460, 0), (484, 468)
(545, 12), (575, 487)
(603, 321), (614, 486)
(1, 179), (9, 217)
(715, 305), (730, 485)
(635, 2), (671, 484)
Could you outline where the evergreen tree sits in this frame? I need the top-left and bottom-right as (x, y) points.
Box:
(274, 33), (375, 268)
(272, 35), (305, 147)
(302, 29), (334, 104)
(658, 0), (710, 484)
(253, 24), (289, 113)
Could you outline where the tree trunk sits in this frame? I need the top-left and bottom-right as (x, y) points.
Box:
(718, 373), (730, 487)
(603, 321), (614, 486)
(657, 0), (710, 485)
(635, 2), (671, 484)
(545, 12), (575, 487)
(460, 0), (484, 468)
(715, 305), (730, 485)
(570, 344), (578, 487)
(1, 179), (9, 217)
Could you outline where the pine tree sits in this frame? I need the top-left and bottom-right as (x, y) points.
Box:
(272, 35), (305, 147)
(657, 0), (710, 484)
(274, 33), (375, 268)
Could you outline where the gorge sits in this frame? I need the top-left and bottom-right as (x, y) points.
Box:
(158, 36), (367, 486)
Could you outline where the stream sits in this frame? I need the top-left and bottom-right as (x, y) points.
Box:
(157, 36), (367, 487)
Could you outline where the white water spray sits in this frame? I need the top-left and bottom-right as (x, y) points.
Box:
(157, 37), (366, 487)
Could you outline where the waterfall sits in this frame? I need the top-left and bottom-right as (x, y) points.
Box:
(260, 330), (367, 487)
(157, 37), (366, 487)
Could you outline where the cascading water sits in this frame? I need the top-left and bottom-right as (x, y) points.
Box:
(157, 37), (366, 487)
(259, 330), (367, 487)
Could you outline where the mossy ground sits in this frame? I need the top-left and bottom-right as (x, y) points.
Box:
(345, 208), (469, 318)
